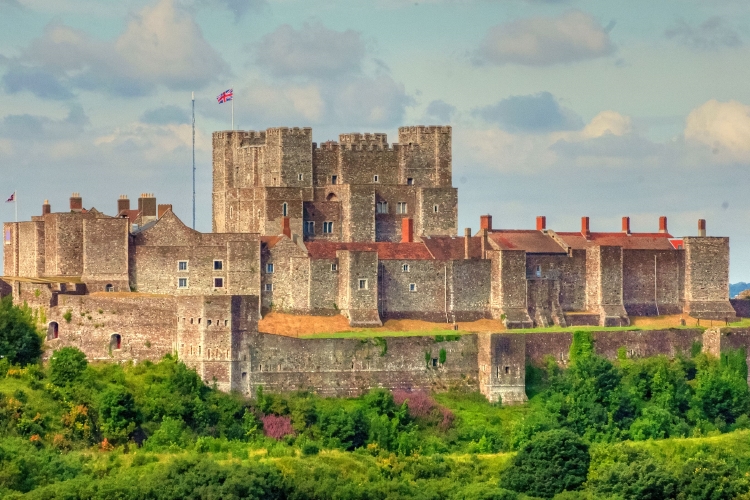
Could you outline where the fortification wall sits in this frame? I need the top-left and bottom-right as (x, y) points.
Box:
(309, 259), (339, 314)
(342, 185), (375, 242)
(416, 187), (457, 237)
(244, 332), (478, 397)
(683, 237), (735, 319)
(380, 259), (448, 322)
(3, 223), (18, 277)
(17, 221), (44, 278)
(622, 249), (683, 316)
(450, 259), (492, 321)
(82, 218), (129, 289)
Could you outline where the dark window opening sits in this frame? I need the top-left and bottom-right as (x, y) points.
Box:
(110, 334), (122, 350)
(504, 366), (510, 374)
(331, 175), (338, 185)
(214, 277), (224, 288)
(432, 358), (438, 367)
(47, 322), (59, 340)
(214, 260), (223, 270)
(105, 284), (114, 292)
(407, 178), (414, 185)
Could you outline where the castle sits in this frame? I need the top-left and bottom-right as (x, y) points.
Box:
(0, 125), (743, 402)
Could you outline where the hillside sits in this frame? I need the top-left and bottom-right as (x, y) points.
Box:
(731, 282), (750, 298)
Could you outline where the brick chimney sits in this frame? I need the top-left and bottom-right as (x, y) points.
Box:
(480, 214), (492, 232)
(282, 216), (291, 238)
(401, 217), (414, 243)
(42, 199), (50, 216)
(138, 193), (157, 220)
(70, 193), (82, 212)
(622, 216), (631, 235)
(659, 216), (668, 234)
(581, 216), (590, 239)
(118, 195), (130, 215)
(158, 204), (172, 219)
(464, 228), (471, 259)
(698, 219), (706, 237)
(536, 216), (546, 231)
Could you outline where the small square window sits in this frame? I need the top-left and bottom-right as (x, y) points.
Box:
(409, 283), (416, 292)
(4, 229), (10, 245)
(535, 265), (542, 278)
(213, 260), (223, 270)
(402, 264), (410, 272)
(266, 263), (274, 273)
(178, 261), (188, 271)
(407, 178), (414, 186)
(397, 202), (407, 214)
(373, 175), (379, 183)
(178, 277), (188, 288)
(298, 173), (303, 181)
(214, 277), (224, 288)
(331, 175), (338, 184)
(376, 201), (388, 214)
(323, 221), (333, 234)
(359, 279), (368, 290)
(433, 205), (439, 213)
(304, 221), (314, 235)
(264, 283), (273, 292)
(331, 263), (338, 271)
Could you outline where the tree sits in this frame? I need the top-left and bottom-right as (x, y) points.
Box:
(0, 296), (42, 366)
(98, 386), (139, 443)
(502, 429), (590, 498)
(49, 347), (88, 386)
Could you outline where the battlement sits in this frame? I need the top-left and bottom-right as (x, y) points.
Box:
(398, 125), (452, 135)
(266, 127), (313, 138)
(312, 141), (341, 151)
(339, 133), (388, 146)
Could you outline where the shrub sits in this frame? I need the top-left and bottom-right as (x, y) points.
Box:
(262, 414), (294, 440)
(0, 296), (42, 366)
(502, 429), (590, 498)
(49, 347), (88, 386)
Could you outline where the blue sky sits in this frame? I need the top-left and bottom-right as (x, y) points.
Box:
(1, 0), (750, 280)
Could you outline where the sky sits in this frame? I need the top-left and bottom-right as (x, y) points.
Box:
(1, 0), (749, 280)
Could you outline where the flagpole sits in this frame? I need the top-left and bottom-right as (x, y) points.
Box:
(192, 92), (196, 230)
(15, 190), (17, 222)
(231, 86), (234, 130)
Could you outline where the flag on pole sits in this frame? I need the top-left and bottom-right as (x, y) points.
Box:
(5, 192), (14, 202)
(217, 89), (233, 104)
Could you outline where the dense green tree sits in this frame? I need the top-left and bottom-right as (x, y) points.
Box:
(691, 354), (750, 426)
(98, 386), (139, 443)
(502, 429), (590, 498)
(0, 296), (42, 366)
(49, 347), (88, 386)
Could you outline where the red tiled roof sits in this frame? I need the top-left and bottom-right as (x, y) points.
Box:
(669, 239), (684, 250)
(260, 235), (283, 249)
(305, 241), (434, 260)
(421, 236), (484, 260)
(556, 232), (676, 250)
(118, 209), (140, 223)
(488, 230), (567, 254)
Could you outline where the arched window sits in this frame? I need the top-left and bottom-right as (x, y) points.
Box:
(282, 202), (288, 217)
(47, 322), (59, 340)
(110, 334), (122, 350)
(326, 192), (338, 202)
(105, 284), (114, 292)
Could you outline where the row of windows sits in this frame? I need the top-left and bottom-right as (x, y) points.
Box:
(178, 260), (223, 272)
(178, 277), (224, 289)
(356, 279), (416, 292)
(329, 176), (415, 185)
(280, 200), (438, 220)
(179, 317), (229, 326)
(265, 263), (338, 274)
(304, 221), (334, 235)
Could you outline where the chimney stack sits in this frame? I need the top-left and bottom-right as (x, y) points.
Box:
(581, 216), (590, 239)
(118, 195), (130, 215)
(536, 216), (546, 231)
(282, 216), (291, 238)
(659, 216), (668, 234)
(480, 214), (492, 232)
(70, 192), (82, 212)
(401, 218), (414, 243)
(138, 193), (157, 219)
(464, 228), (471, 259)
(698, 219), (706, 237)
(42, 199), (51, 216)
(622, 216), (631, 235)
(158, 204), (172, 219)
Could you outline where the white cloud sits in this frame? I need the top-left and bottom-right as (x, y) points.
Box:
(579, 111), (632, 138)
(477, 10), (615, 66)
(685, 99), (750, 162)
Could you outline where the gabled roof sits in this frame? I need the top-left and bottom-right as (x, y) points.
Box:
(260, 235), (283, 249)
(305, 241), (433, 260)
(487, 230), (567, 254)
(556, 232), (677, 250)
(420, 236), (484, 260)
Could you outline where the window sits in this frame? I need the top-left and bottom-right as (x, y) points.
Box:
(535, 265), (542, 278)
(505, 366), (510, 374)
(213, 260), (223, 270)
(409, 283), (417, 292)
(3, 229), (10, 245)
(397, 202), (408, 214)
(331, 263), (338, 271)
(214, 277), (224, 288)
(376, 201), (388, 214)
(402, 264), (410, 272)
(178, 260), (188, 271)
(373, 175), (379, 183)
(110, 334), (122, 350)
(298, 173), (303, 181)
(407, 178), (414, 186)
(304, 221), (314, 235)
(432, 358), (438, 367)
(266, 263), (274, 273)
(47, 322), (59, 340)
(331, 175), (338, 184)
(178, 278), (188, 288)
(433, 205), (439, 213)
(359, 279), (368, 290)
(323, 221), (333, 234)
(105, 284), (114, 292)
(264, 283), (273, 292)
(229, 206), (233, 219)
(282, 202), (288, 217)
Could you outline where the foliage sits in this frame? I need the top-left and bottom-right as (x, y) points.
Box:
(502, 429), (590, 498)
(0, 297), (42, 366)
(49, 347), (88, 386)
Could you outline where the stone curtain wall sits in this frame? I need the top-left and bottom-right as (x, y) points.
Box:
(622, 249), (683, 316)
(683, 237), (736, 319)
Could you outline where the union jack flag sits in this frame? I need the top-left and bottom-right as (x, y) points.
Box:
(217, 89), (233, 104)
(5, 192), (14, 203)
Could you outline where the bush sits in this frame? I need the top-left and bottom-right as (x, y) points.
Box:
(0, 297), (42, 366)
(48, 347), (88, 386)
(502, 429), (590, 498)
(262, 414), (294, 440)
(98, 386), (139, 443)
